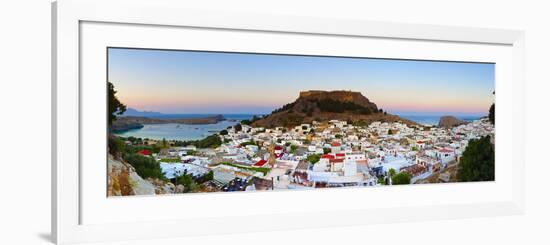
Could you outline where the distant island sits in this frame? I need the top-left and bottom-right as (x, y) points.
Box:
(121, 108), (164, 117)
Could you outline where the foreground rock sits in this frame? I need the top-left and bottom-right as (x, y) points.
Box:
(438, 116), (466, 128)
(108, 154), (184, 196)
(147, 178), (185, 194)
(107, 154), (156, 196)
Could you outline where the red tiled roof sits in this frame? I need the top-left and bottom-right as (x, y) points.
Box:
(439, 148), (454, 153)
(331, 142), (341, 147)
(137, 149), (151, 156)
(321, 154), (335, 159)
(274, 146), (283, 150)
(335, 153), (345, 157)
(329, 158), (344, 164)
(253, 159), (267, 167)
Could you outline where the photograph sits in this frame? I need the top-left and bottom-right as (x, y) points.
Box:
(107, 47), (495, 196)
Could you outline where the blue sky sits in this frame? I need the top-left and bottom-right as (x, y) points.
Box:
(108, 48), (495, 116)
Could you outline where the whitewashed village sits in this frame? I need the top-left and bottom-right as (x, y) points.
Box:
(113, 117), (494, 194)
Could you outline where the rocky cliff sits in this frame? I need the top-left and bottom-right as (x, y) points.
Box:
(108, 154), (156, 196)
(252, 90), (415, 128)
(298, 90), (378, 111)
(438, 116), (466, 128)
(107, 154), (185, 196)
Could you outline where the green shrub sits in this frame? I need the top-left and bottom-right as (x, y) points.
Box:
(271, 102), (296, 114)
(108, 136), (126, 157)
(306, 154), (321, 164)
(240, 141), (257, 147)
(159, 158), (181, 163)
(220, 162), (271, 176)
(123, 153), (165, 180)
(391, 172), (412, 185)
(313, 98), (374, 114)
(194, 135), (222, 148)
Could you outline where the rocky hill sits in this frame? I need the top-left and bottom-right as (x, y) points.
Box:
(438, 116), (466, 128)
(252, 90), (416, 128)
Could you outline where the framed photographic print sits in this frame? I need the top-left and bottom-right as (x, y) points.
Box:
(52, 0), (525, 244)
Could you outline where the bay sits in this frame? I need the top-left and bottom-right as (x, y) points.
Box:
(114, 114), (257, 141)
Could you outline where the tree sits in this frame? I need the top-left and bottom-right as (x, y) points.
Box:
(219, 129), (228, 135)
(489, 91), (495, 125)
(457, 136), (495, 182)
(290, 145), (298, 153)
(176, 174), (198, 193)
(240, 141), (256, 147)
(193, 135), (222, 148)
(388, 168), (396, 177)
(234, 124), (242, 132)
(108, 135), (126, 158)
(108, 81), (126, 126)
(241, 119), (252, 125)
(489, 103), (495, 125)
(306, 154), (321, 164)
(392, 172), (412, 185)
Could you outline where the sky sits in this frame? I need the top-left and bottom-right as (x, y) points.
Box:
(108, 47), (495, 116)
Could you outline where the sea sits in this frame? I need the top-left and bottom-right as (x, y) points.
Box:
(114, 113), (482, 141)
(397, 115), (480, 126)
(113, 114), (257, 141)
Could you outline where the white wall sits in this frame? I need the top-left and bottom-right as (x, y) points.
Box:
(1, 0), (548, 244)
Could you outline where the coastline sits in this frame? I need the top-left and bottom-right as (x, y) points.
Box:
(112, 114), (484, 141)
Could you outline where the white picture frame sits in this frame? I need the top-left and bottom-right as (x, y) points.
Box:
(52, 0), (525, 244)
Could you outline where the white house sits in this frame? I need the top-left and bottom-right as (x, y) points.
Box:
(343, 159), (357, 176)
(437, 148), (456, 165)
(213, 167), (236, 184)
(312, 159), (329, 172)
(415, 141), (427, 149)
(330, 142), (342, 153)
(345, 153), (366, 161)
(329, 158), (344, 172)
